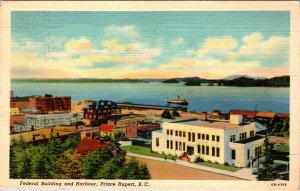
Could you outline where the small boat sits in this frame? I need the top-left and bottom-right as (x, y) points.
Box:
(167, 95), (189, 105)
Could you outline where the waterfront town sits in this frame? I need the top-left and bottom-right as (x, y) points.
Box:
(10, 91), (290, 180)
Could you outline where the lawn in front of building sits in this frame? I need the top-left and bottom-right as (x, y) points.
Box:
(274, 144), (289, 153)
(122, 145), (175, 160)
(195, 161), (240, 171)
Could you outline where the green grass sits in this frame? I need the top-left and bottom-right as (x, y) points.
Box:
(122, 145), (175, 160)
(274, 144), (289, 153)
(195, 161), (240, 171)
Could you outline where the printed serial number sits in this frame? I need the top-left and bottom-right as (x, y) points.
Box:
(271, 183), (287, 186)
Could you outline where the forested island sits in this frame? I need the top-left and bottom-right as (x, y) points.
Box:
(176, 75), (289, 87)
(162, 79), (179, 83)
(220, 76), (290, 87)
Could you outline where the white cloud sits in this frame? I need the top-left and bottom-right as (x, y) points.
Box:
(64, 37), (93, 53)
(104, 24), (140, 39)
(171, 37), (185, 47)
(236, 33), (289, 64)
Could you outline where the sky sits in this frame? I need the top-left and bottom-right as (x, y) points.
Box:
(11, 11), (290, 79)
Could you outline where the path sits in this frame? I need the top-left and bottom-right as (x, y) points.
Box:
(127, 152), (257, 181)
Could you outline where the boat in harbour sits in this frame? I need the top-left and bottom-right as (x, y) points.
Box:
(167, 95), (189, 105)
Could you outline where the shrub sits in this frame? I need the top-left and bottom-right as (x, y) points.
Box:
(171, 110), (180, 117)
(207, 160), (212, 163)
(215, 161), (219, 164)
(195, 157), (204, 162)
(224, 162), (229, 166)
(161, 110), (172, 119)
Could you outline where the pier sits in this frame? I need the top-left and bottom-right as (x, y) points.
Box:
(117, 103), (187, 111)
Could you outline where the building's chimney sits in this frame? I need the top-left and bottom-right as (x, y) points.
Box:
(230, 115), (243, 125)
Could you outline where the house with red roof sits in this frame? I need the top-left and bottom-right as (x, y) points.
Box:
(99, 124), (126, 138)
(75, 138), (110, 155)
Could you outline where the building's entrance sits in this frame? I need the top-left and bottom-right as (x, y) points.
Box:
(187, 146), (194, 155)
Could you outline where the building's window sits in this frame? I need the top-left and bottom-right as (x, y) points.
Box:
(250, 130), (254, 137)
(156, 138), (159, 147)
(197, 145), (200, 154)
(206, 134), (209, 140)
(247, 149), (250, 160)
(245, 132), (247, 139)
(175, 141), (178, 150)
(231, 150), (236, 160)
(183, 131), (186, 137)
(202, 145), (205, 154)
(202, 134), (205, 139)
(192, 133), (195, 142)
(239, 133), (242, 140)
(86, 133), (91, 137)
(206, 146), (209, 155)
(59, 118), (63, 122)
(175, 130), (178, 136)
(232, 135), (235, 142)
(167, 140), (169, 149)
(183, 142), (185, 151)
(216, 148), (220, 157)
(188, 132), (191, 141)
(179, 142), (182, 151)
(212, 135), (215, 141)
(179, 131), (182, 137)
(217, 136), (220, 142)
(198, 133), (201, 139)
(167, 129), (169, 135)
(44, 119), (49, 124)
(212, 147), (215, 156)
(170, 130), (173, 136)
(170, 140), (173, 149)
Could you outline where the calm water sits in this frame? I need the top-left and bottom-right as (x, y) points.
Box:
(11, 82), (290, 113)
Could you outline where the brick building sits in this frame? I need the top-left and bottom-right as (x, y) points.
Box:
(83, 100), (121, 120)
(10, 97), (31, 109)
(29, 94), (71, 113)
(126, 123), (161, 139)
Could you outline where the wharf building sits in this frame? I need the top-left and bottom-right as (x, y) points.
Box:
(152, 115), (265, 167)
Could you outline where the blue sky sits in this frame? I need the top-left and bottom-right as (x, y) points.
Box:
(11, 11), (290, 79)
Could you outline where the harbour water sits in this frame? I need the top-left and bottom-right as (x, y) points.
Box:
(11, 82), (289, 113)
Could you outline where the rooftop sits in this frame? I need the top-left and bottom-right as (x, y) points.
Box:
(233, 135), (264, 144)
(173, 119), (251, 130)
(11, 96), (30, 102)
(75, 139), (110, 155)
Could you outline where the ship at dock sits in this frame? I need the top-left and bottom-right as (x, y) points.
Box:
(167, 95), (189, 105)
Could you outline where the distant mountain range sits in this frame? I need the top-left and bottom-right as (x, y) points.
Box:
(12, 75), (290, 87)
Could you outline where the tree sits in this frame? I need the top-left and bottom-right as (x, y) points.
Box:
(138, 164), (150, 179)
(257, 130), (279, 181)
(161, 110), (172, 119)
(95, 156), (125, 179)
(31, 146), (57, 179)
(171, 110), (180, 117)
(10, 146), (33, 178)
(54, 150), (84, 179)
(62, 135), (81, 151)
(91, 118), (107, 127)
(82, 149), (113, 179)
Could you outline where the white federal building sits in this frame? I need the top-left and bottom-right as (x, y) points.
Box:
(152, 115), (265, 167)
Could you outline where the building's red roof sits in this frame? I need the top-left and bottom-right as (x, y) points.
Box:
(100, 124), (115, 132)
(10, 115), (25, 127)
(229, 109), (256, 116)
(276, 113), (289, 119)
(75, 138), (110, 155)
